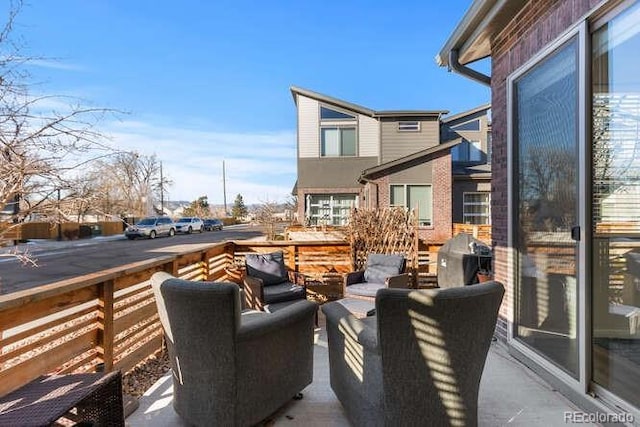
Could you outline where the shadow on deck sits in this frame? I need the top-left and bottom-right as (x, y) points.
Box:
(126, 313), (592, 427)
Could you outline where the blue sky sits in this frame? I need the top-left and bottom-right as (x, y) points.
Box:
(14, 0), (488, 205)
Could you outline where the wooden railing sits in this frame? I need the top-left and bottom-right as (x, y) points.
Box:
(0, 240), (353, 396)
(452, 223), (492, 244)
(0, 238), (448, 396)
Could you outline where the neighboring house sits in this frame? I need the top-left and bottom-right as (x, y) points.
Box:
(441, 104), (492, 225)
(153, 201), (190, 217)
(438, 0), (640, 419)
(291, 86), (490, 241)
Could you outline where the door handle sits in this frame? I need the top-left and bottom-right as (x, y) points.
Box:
(571, 226), (580, 241)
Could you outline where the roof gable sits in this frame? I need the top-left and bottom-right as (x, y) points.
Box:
(359, 139), (462, 182)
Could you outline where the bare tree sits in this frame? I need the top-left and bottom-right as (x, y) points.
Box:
(254, 200), (280, 240)
(88, 152), (167, 220)
(284, 194), (298, 224)
(0, 1), (118, 250)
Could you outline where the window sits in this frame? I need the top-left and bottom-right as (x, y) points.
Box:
(451, 119), (480, 131)
(320, 106), (355, 120)
(321, 127), (356, 156)
(463, 192), (491, 224)
(306, 194), (357, 225)
(451, 140), (483, 162)
(390, 184), (432, 226)
(398, 121), (420, 132)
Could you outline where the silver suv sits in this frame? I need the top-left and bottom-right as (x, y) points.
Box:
(125, 217), (176, 240)
(175, 217), (204, 234)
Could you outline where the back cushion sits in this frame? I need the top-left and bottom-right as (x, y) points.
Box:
(245, 251), (288, 286)
(364, 253), (405, 284)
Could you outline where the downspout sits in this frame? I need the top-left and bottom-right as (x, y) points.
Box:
(449, 49), (491, 86)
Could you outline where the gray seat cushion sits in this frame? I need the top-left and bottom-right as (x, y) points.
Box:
(263, 281), (306, 304)
(364, 254), (405, 284)
(245, 251), (288, 286)
(345, 282), (385, 298)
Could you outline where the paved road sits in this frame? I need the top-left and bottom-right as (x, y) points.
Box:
(0, 224), (265, 295)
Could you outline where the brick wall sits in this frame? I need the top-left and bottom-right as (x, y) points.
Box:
(371, 176), (390, 207)
(490, 0), (599, 338)
(428, 154), (453, 242)
(369, 153), (452, 242)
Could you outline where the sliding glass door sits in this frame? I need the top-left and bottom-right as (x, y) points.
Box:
(591, 1), (640, 408)
(512, 36), (580, 377)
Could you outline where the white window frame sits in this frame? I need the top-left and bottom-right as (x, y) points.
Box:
(398, 121), (421, 132)
(319, 105), (356, 121)
(389, 184), (432, 227)
(305, 194), (358, 226)
(320, 126), (357, 157)
(462, 192), (491, 225)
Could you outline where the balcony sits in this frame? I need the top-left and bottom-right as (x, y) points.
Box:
(0, 238), (591, 425)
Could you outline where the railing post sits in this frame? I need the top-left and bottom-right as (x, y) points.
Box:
(288, 244), (297, 272)
(201, 250), (210, 280)
(164, 260), (179, 276)
(97, 279), (115, 372)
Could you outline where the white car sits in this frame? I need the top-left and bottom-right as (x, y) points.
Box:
(125, 217), (176, 240)
(175, 217), (204, 234)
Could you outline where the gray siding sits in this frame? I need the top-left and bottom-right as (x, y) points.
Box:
(380, 118), (440, 162)
(389, 163), (433, 183)
(298, 157), (378, 188)
(442, 111), (491, 163)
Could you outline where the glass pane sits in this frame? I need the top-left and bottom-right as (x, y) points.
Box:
(592, 2), (640, 408)
(321, 128), (339, 157)
(390, 185), (405, 206)
(464, 193), (486, 204)
(451, 119), (480, 131)
(451, 144), (462, 162)
(469, 141), (482, 162)
(341, 128), (356, 156)
(407, 185), (432, 226)
(513, 38), (579, 377)
(320, 106), (355, 120)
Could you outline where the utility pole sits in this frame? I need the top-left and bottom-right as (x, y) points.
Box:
(57, 188), (62, 241)
(222, 160), (227, 216)
(160, 161), (164, 215)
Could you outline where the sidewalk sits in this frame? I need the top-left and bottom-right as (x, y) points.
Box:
(0, 234), (127, 260)
(1, 223), (252, 260)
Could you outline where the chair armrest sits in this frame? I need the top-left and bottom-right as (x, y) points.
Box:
(321, 301), (379, 354)
(242, 275), (265, 310)
(237, 300), (318, 341)
(386, 273), (410, 289)
(345, 270), (365, 286)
